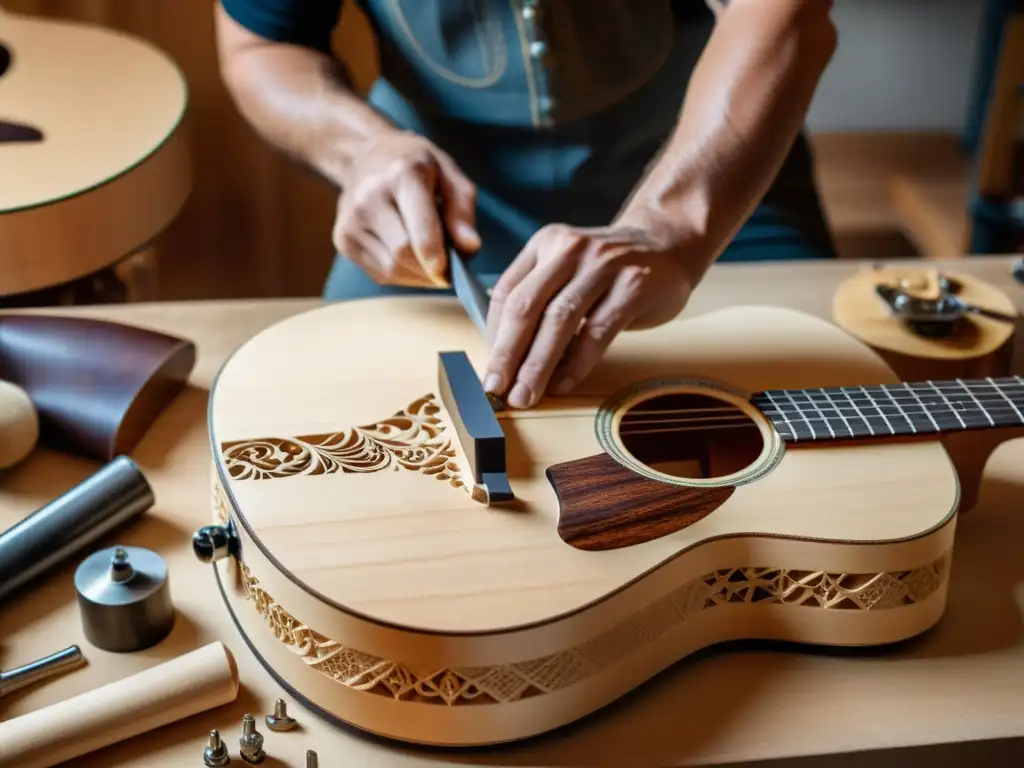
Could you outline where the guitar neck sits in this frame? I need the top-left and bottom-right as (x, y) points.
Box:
(752, 376), (1024, 443)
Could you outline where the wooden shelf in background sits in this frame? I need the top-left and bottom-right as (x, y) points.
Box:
(888, 173), (970, 259)
(809, 132), (971, 260)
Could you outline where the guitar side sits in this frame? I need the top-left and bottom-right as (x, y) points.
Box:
(207, 485), (953, 747)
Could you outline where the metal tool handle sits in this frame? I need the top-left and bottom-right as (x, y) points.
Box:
(0, 645), (85, 698)
(0, 455), (154, 604)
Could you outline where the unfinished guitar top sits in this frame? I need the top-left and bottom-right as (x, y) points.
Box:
(209, 298), (958, 635)
(832, 266), (1017, 380)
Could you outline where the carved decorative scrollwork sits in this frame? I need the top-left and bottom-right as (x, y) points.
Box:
(218, 394), (468, 492)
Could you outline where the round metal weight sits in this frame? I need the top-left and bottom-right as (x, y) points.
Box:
(74, 545), (174, 652)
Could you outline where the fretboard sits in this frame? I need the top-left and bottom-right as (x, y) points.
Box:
(752, 376), (1024, 443)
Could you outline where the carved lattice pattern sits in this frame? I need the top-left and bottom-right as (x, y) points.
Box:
(230, 548), (949, 707)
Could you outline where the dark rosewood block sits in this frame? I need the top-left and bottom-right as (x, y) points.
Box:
(547, 453), (734, 551)
(0, 315), (196, 462)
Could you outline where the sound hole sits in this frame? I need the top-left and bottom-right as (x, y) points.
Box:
(616, 392), (764, 481)
(0, 41), (44, 144)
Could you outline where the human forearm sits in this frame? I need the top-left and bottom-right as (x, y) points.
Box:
(617, 0), (837, 277)
(214, 4), (394, 187)
(214, 3), (480, 285)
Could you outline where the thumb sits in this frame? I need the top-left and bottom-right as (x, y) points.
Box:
(435, 153), (481, 254)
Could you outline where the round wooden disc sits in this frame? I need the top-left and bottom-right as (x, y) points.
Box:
(0, 11), (191, 296)
(832, 267), (1017, 378)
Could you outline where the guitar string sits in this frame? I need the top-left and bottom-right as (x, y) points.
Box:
(621, 393), (1024, 418)
(616, 392), (1024, 433)
(619, 393), (1024, 418)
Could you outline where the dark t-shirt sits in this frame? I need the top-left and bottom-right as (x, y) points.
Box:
(221, 0), (836, 261)
(220, 0), (713, 129)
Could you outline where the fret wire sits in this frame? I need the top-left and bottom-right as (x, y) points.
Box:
(878, 385), (916, 433)
(768, 390), (1022, 406)
(839, 387), (1024, 399)
(987, 376), (1024, 422)
(819, 389), (854, 435)
(902, 382), (941, 431)
(782, 388), (817, 438)
(838, 387), (875, 435)
(762, 391), (797, 438)
(802, 390), (835, 437)
(866, 378), (1024, 393)
(958, 378), (995, 426)
(926, 381), (966, 428)
(754, 376), (1024, 440)
(860, 385), (895, 434)
(830, 390), (1020, 405)
(762, 398), (1020, 416)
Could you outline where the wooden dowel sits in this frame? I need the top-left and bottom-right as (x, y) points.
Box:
(0, 642), (240, 768)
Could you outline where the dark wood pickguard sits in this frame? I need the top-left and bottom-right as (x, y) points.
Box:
(547, 453), (734, 551)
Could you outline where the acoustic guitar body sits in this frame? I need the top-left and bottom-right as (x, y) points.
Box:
(0, 8), (190, 297)
(202, 301), (959, 747)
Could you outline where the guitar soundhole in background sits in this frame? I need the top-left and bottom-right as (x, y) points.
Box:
(616, 392), (763, 480)
(0, 40), (45, 144)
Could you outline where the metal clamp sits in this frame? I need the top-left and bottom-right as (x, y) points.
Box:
(192, 520), (240, 564)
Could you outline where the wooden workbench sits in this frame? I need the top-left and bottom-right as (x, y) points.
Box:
(2, 256), (1024, 767)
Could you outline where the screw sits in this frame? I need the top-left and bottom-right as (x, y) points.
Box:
(265, 698), (297, 732)
(306, 750), (319, 768)
(108, 547), (135, 583)
(203, 729), (230, 766)
(238, 714), (265, 764)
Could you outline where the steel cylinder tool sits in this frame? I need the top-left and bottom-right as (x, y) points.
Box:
(74, 545), (174, 652)
(0, 455), (154, 605)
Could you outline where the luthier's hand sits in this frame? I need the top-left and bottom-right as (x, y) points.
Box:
(332, 128), (480, 287)
(482, 216), (699, 409)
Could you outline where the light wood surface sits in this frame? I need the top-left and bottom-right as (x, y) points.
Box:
(0, 8), (191, 296)
(2, 256), (1024, 765)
